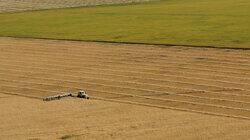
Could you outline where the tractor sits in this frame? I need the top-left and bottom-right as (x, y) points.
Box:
(77, 91), (89, 99)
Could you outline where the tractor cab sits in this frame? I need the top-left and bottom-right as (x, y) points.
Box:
(77, 91), (89, 99)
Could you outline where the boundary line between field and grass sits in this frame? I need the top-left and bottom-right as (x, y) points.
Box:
(1, 36), (250, 50)
(2, 42), (249, 63)
(2, 38), (249, 59)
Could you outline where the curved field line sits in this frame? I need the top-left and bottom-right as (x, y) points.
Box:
(0, 81), (250, 113)
(1, 62), (250, 97)
(2, 45), (250, 67)
(1, 52), (249, 86)
(0, 59), (249, 93)
(1, 65), (249, 101)
(0, 91), (43, 100)
(1, 48), (249, 76)
(4, 40), (250, 58)
(91, 96), (250, 120)
(0, 59), (245, 92)
(1, 68), (250, 103)
(1, 71), (250, 105)
(1, 51), (250, 84)
(0, 53), (250, 88)
(0, 83), (250, 121)
(0, 74), (186, 96)
(0, 69), (197, 93)
(4, 43), (250, 66)
(0, 62), (249, 97)
(1, 89), (249, 120)
(1, 50), (250, 81)
(1, 47), (250, 72)
(2, 40), (250, 59)
(0, 38), (250, 119)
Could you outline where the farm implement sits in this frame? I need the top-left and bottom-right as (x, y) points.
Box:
(43, 91), (89, 101)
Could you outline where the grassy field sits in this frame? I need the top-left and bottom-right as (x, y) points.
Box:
(0, 0), (249, 48)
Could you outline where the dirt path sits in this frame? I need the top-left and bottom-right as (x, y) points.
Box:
(0, 37), (249, 139)
(0, 0), (158, 13)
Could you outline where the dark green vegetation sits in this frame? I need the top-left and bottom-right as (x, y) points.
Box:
(0, 0), (249, 48)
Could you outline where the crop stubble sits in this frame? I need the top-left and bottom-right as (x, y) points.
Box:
(0, 37), (249, 120)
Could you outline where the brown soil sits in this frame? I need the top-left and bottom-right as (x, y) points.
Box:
(0, 37), (249, 139)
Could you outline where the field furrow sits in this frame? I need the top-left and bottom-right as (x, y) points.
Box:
(0, 79), (249, 119)
(0, 37), (249, 120)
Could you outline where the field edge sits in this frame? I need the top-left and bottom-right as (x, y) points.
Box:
(2, 36), (249, 50)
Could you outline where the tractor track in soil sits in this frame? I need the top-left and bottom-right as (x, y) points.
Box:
(0, 37), (249, 120)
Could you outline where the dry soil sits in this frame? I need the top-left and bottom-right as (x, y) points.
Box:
(0, 37), (249, 139)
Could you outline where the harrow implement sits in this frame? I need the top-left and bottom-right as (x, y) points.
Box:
(43, 93), (72, 101)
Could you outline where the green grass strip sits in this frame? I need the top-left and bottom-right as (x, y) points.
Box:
(0, 0), (249, 49)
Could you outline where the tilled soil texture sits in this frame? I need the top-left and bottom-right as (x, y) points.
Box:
(1, 95), (249, 139)
(0, 0), (158, 13)
(0, 37), (249, 120)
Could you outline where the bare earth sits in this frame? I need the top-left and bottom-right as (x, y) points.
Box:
(0, 37), (249, 139)
(0, 0), (158, 13)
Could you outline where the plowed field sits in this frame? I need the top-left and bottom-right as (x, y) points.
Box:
(0, 37), (249, 139)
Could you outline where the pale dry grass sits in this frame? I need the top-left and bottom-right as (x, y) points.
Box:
(0, 0), (157, 13)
